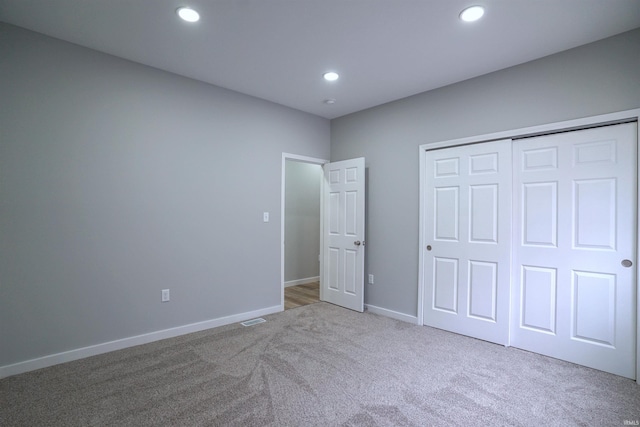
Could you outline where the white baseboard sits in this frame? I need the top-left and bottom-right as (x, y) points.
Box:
(284, 276), (319, 287)
(0, 305), (282, 379)
(365, 304), (419, 325)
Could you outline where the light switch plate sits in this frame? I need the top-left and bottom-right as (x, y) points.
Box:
(263, 212), (269, 222)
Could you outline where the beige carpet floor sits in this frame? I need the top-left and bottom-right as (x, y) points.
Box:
(1, 302), (639, 426)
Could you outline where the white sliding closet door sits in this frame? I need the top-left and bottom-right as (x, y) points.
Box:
(423, 139), (512, 345)
(511, 123), (637, 379)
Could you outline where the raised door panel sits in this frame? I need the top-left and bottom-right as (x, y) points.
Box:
(469, 185), (498, 243)
(434, 187), (459, 241)
(522, 182), (557, 247)
(468, 261), (497, 322)
(572, 271), (616, 347)
(573, 179), (616, 250)
(520, 266), (557, 334)
(433, 257), (458, 313)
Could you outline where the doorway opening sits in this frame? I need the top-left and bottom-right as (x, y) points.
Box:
(281, 154), (327, 310)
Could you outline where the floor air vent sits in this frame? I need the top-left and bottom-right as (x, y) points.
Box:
(241, 318), (266, 327)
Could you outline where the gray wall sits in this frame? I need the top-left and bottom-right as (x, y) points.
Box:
(330, 28), (640, 317)
(284, 161), (322, 283)
(0, 23), (330, 367)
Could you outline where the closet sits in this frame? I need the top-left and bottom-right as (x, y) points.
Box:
(421, 120), (638, 379)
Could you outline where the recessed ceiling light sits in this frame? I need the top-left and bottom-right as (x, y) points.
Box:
(323, 72), (339, 82)
(177, 7), (200, 23)
(324, 99), (336, 105)
(459, 5), (485, 22)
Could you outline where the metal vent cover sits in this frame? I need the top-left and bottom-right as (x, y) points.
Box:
(241, 318), (266, 327)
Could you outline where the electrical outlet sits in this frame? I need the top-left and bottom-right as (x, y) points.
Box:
(161, 289), (170, 302)
(368, 274), (374, 284)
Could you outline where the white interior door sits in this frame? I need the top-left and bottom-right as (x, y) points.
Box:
(321, 158), (365, 312)
(511, 123), (637, 379)
(423, 140), (512, 344)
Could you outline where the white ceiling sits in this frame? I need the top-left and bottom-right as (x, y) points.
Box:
(1, 0), (639, 119)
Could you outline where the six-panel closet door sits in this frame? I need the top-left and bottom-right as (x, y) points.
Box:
(423, 139), (512, 345)
(511, 123), (637, 379)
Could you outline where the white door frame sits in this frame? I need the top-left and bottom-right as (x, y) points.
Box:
(418, 108), (640, 378)
(281, 153), (329, 311)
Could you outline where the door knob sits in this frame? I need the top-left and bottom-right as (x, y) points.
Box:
(426, 245), (432, 251)
(621, 259), (633, 268)
(354, 241), (361, 246)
